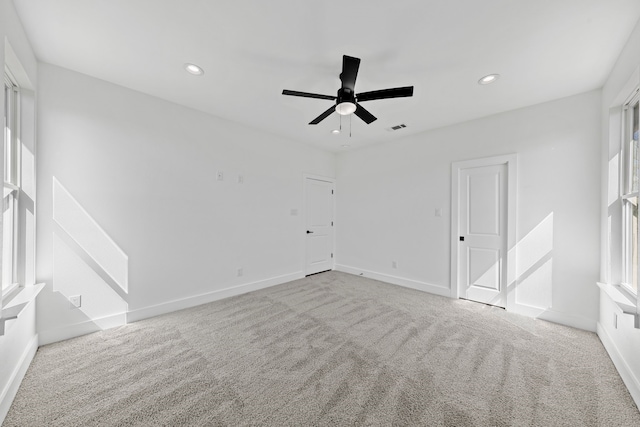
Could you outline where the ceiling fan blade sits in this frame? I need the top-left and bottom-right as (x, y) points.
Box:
(309, 105), (336, 125)
(340, 55), (361, 91)
(282, 89), (336, 101)
(354, 103), (377, 124)
(356, 86), (414, 102)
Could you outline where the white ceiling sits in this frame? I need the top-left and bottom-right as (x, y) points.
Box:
(12, 0), (640, 152)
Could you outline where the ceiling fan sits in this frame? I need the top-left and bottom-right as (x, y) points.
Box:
(282, 55), (414, 125)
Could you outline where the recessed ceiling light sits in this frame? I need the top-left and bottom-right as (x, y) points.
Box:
(331, 129), (341, 134)
(184, 63), (204, 76)
(478, 74), (499, 85)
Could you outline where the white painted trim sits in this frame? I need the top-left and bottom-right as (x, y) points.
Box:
(127, 271), (304, 324)
(597, 321), (640, 407)
(302, 174), (336, 275)
(450, 154), (518, 309)
(335, 264), (451, 298)
(303, 173), (336, 183)
(0, 334), (38, 425)
(38, 312), (127, 346)
(523, 306), (596, 332)
(335, 264), (593, 330)
(598, 282), (637, 316)
(3, 283), (45, 311)
(39, 272), (305, 345)
(1, 284), (45, 337)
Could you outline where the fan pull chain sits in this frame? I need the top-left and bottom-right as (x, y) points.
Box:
(350, 113), (352, 137)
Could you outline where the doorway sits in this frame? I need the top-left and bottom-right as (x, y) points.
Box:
(451, 155), (517, 308)
(304, 175), (335, 276)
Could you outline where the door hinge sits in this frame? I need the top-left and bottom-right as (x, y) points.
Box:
(331, 253), (333, 258)
(331, 221), (334, 226)
(331, 190), (334, 194)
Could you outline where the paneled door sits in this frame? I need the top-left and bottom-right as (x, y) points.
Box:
(458, 163), (508, 307)
(304, 177), (334, 275)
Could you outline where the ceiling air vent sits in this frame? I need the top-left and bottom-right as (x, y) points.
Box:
(387, 124), (407, 132)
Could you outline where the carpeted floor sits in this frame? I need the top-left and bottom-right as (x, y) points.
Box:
(4, 271), (639, 426)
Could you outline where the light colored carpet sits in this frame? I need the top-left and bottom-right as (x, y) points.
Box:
(4, 271), (639, 426)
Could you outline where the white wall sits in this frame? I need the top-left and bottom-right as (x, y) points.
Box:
(336, 89), (602, 331)
(0, 0), (38, 423)
(36, 63), (335, 344)
(598, 17), (640, 406)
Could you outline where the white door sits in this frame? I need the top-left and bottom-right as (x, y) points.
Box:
(458, 163), (507, 307)
(305, 177), (334, 275)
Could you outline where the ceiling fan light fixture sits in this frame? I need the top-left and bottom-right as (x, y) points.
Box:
(184, 63), (204, 76)
(335, 102), (356, 115)
(478, 74), (499, 85)
(331, 129), (341, 134)
(282, 55), (414, 126)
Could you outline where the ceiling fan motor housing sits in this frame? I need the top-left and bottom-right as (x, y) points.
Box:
(281, 55), (413, 124)
(335, 88), (357, 115)
(337, 88), (355, 104)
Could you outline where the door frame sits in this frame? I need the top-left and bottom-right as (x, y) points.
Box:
(450, 154), (517, 309)
(302, 174), (336, 275)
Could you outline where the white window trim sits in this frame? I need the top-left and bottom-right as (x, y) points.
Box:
(620, 90), (640, 297)
(1, 41), (41, 332)
(2, 70), (21, 298)
(621, 195), (637, 295)
(605, 81), (640, 329)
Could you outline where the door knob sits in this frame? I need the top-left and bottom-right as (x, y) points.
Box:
(307, 230), (314, 234)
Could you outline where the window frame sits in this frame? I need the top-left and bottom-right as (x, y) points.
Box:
(2, 70), (21, 298)
(621, 90), (640, 296)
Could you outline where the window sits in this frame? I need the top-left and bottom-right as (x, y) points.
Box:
(2, 71), (19, 296)
(622, 92), (640, 295)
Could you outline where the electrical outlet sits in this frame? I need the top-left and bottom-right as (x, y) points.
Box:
(435, 208), (442, 217)
(238, 175), (244, 184)
(392, 260), (398, 269)
(217, 171), (224, 181)
(237, 268), (243, 277)
(69, 295), (82, 308)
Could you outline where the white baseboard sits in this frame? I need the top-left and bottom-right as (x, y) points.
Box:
(510, 303), (597, 332)
(335, 265), (596, 331)
(597, 321), (640, 408)
(127, 271), (305, 323)
(536, 308), (596, 332)
(38, 312), (127, 346)
(0, 334), (38, 425)
(334, 264), (451, 298)
(38, 272), (304, 345)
